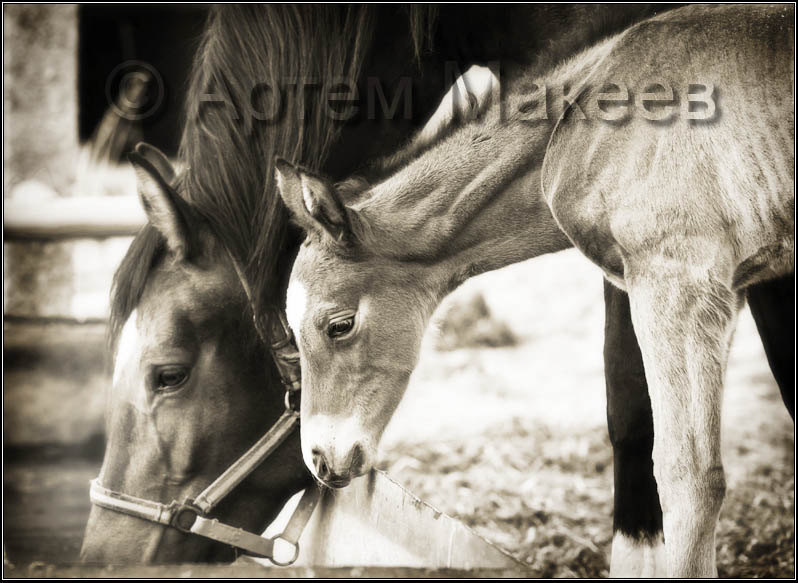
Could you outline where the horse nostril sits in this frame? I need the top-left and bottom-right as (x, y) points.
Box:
(350, 443), (364, 474)
(312, 448), (330, 480)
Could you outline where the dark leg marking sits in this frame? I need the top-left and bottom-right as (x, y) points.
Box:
(603, 278), (663, 539)
(746, 273), (795, 419)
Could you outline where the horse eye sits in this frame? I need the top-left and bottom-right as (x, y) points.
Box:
(156, 367), (189, 391)
(327, 317), (355, 339)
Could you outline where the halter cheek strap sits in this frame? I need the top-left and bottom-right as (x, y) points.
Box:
(90, 377), (317, 565)
(89, 475), (319, 566)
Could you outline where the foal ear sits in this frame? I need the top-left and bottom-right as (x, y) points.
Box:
(129, 142), (191, 261)
(274, 158), (354, 243)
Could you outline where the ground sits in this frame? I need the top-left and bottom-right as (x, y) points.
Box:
(3, 249), (794, 576)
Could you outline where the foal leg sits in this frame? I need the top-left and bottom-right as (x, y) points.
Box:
(746, 273), (795, 418)
(625, 261), (740, 577)
(603, 280), (665, 576)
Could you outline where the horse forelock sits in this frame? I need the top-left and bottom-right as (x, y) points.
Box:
(107, 221), (263, 364)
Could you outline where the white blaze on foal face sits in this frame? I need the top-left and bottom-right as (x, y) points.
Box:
(285, 280), (308, 344)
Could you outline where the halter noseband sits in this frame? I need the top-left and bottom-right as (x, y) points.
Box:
(90, 252), (319, 565)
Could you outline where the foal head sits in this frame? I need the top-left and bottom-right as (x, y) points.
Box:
(80, 145), (310, 564)
(274, 161), (448, 488)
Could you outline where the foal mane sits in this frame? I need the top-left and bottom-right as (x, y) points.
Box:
(109, 5), (437, 348)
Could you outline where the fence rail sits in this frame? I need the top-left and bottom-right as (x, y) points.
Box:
(4, 195), (145, 240)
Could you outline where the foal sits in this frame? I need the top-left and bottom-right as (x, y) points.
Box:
(275, 4), (793, 577)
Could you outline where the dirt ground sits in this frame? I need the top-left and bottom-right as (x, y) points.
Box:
(3, 250), (794, 576)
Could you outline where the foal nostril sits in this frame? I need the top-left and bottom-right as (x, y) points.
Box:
(311, 448), (330, 480)
(349, 443), (365, 474)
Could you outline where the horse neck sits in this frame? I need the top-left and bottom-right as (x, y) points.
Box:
(350, 32), (633, 294)
(351, 115), (571, 292)
(441, 161), (574, 290)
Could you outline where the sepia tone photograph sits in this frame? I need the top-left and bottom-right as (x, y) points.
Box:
(3, 3), (795, 578)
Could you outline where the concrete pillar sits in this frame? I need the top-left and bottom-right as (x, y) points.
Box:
(3, 4), (79, 197)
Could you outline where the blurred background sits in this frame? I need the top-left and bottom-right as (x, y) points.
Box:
(3, 4), (794, 577)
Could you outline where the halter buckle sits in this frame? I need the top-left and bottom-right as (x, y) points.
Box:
(284, 388), (301, 412)
(171, 500), (203, 533)
(268, 535), (301, 567)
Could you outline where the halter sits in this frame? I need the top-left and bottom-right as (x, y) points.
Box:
(89, 250), (319, 565)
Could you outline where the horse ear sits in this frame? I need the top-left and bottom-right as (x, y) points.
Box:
(132, 142), (176, 186)
(129, 142), (190, 261)
(274, 158), (353, 243)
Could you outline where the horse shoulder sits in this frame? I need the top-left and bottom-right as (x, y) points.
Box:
(541, 112), (630, 285)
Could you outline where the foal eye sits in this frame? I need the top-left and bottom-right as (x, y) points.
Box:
(155, 367), (190, 391)
(327, 317), (355, 339)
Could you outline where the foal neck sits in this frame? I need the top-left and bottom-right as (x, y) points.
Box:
(353, 105), (573, 295)
(350, 34), (629, 294)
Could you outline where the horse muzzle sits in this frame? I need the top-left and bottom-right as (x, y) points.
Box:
(301, 414), (375, 488)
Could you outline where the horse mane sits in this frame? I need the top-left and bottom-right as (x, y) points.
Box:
(109, 5), (438, 347)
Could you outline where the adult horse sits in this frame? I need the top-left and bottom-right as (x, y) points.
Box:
(79, 5), (391, 563)
(275, 4), (794, 577)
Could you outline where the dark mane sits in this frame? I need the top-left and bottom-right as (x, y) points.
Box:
(109, 5), (437, 345)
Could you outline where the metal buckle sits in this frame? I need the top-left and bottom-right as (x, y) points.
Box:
(268, 535), (301, 566)
(171, 500), (203, 533)
(284, 388), (300, 412)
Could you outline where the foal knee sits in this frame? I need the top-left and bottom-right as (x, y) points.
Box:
(655, 458), (726, 520)
(691, 465), (726, 518)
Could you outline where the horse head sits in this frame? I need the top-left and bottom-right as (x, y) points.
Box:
(80, 144), (311, 564)
(273, 160), (449, 489)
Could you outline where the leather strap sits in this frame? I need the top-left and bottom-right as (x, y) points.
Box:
(89, 479), (174, 526)
(192, 409), (299, 514)
(190, 516), (276, 558)
(89, 478), (321, 565)
(280, 487), (321, 545)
